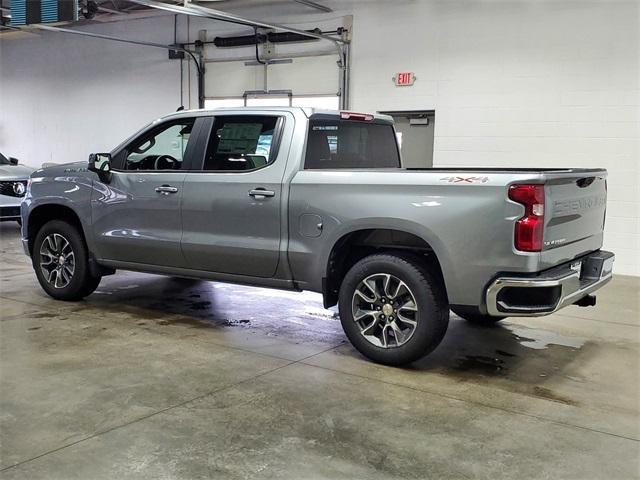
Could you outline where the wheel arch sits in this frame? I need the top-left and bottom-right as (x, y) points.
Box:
(27, 204), (86, 256)
(322, 226), (451, 309)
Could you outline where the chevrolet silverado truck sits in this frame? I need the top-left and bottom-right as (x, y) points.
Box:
(20, 107), (614, 365)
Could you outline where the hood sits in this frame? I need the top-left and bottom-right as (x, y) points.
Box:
(0, 164), (35, 180)
(32, 161), (91, 179)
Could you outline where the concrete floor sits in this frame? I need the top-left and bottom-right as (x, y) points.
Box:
(0, 222), (638, 479)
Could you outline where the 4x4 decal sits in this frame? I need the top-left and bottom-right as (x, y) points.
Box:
(440, 176), (490, 184)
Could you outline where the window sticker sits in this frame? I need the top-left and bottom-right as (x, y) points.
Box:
(217, 123), (263, 154)
(312, 125), (338, 131)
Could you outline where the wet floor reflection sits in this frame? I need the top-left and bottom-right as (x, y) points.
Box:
(85, 272), (591, 404)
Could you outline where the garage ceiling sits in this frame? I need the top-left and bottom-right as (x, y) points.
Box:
(0, 0), (332, 29)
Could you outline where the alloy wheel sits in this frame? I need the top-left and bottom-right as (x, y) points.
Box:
(351, 273), (419, 348)
(39, 233), (75, 289)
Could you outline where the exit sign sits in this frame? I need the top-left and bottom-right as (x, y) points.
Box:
(394, 72), (416, 86)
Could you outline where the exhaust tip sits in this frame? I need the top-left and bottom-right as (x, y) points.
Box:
(574, 295), (597, 307)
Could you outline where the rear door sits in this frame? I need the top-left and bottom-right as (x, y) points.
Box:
(180, 112), (292, 277)
(541, 170), (608, 263)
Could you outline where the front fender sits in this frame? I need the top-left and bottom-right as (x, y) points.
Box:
(23, 173), (96, 250)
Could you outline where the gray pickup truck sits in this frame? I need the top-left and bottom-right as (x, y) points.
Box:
(21, 107), (614, 365)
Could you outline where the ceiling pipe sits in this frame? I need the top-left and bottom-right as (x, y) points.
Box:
(293, 0), (332, 13)
(127, 0), (345, 45)
(96, 5), (129, 15)
(32, 23), (191, 52)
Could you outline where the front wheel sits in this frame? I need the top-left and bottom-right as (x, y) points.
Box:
(32, 220), (101, 301)
(338, 253), (449, 366)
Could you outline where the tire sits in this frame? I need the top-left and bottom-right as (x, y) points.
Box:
(32, 220), (101, 301)
(338, 253), (449, 366)
(451, 307), (505, 326)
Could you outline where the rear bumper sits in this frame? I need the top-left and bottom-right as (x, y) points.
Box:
(486, 250), (614, 316)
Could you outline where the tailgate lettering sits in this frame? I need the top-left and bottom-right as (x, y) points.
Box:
(553, 195), (605, 215)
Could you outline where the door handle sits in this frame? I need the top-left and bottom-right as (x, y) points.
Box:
(155, 185), (179, 195)
(248, 188), (275, 199)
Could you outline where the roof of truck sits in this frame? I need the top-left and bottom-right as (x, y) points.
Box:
(157, 106), (394, 124)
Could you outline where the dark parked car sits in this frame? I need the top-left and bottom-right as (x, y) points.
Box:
(0, 153), (33, 224)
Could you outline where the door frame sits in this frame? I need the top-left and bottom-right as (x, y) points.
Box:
(379, 110), (435, 168)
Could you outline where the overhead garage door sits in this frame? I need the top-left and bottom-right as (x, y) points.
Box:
(205, 54), (340, 99)
(201, 17), (351, 108)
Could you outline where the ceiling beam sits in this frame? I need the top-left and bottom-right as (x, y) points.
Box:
(97, 5), (129, 15)
(127, 0), (345, 45)
(293, 0), (332, 13)
(32, 23), (192, 53)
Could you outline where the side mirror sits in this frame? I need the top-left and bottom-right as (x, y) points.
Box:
(9, 157), (18, 165)
(88, 153), (112, 183)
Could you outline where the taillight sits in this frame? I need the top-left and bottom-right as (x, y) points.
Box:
(340, 111), (374, 121)
(509, 184), (545, 252)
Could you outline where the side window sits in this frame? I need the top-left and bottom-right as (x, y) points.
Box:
(124, 119), (195, 171)
(304, 119), (400, 169)
(202, 115), (279, 171)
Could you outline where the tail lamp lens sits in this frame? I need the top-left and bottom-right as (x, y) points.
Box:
(340, 111), (374, 121)
(509, 184), (545, 252)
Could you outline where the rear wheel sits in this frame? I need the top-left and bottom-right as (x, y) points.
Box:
(338, 253), (449, 366)
(32, 220), (101, 301)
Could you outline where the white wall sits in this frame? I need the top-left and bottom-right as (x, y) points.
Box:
(0, 15), (184, 165)
(344, 0), (640, 276)
(1, 0), (638, 274)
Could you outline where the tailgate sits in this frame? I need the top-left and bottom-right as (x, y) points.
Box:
(542, 170), (607, 260)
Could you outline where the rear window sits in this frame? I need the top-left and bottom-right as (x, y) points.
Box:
(304, 119), (400, 169)
(202, 115), (280, 171)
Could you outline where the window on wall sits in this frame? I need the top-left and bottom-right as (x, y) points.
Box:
(292, 96), (340, 110)
(246, 96), (291, 107)
(204, 95), (340, 110)
(204, 98), (245, 109)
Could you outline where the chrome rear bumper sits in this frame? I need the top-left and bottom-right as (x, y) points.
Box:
(486, 250), (614, 317)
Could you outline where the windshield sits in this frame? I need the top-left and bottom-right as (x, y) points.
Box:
(0, 153), (9, 165)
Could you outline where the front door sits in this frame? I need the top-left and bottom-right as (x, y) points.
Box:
(181, 113), (290, 278)
(91, 116), (201, 267)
